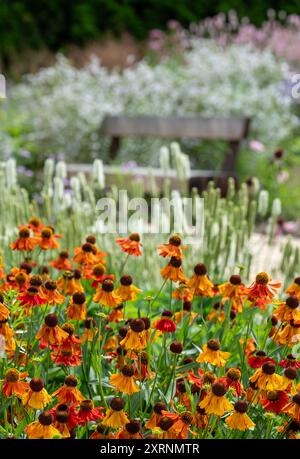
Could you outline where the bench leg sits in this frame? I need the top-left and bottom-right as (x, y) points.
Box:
(110, 136), (121, 159)
(221, 140), (240, 174)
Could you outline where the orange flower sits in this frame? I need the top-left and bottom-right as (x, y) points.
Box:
(73, 242), (99, 265)
(93, 279), (122, 308)
(22, 377), (52, 410)
(116, 233), (142, 256)
(250, 362), (285, 390)
(225, 400), (255, 431)
(10, 226), (37, 251)
(54, 323), (82, 355)
(221, 368), (244, 396)
(51, 251), (73, 270)
(286, 276), (300, 300)
(145, 402), (167, 430)
(174, 301), (196, 324)
(157, 235), (187, 259)
(283, 393), (300, 421)
(25, 412), (61, 439)
(197, 339), (230, 367)
(0, 300), (10, 321)
(66, 292), (87, 320)
(117, 420), (143, 439)
(77, 399), (103, 425)
(0, 320), (16, 353)
(109, 365), (140, 394)
(84, 234), (107, 263)
(276, 320), (300, 346)
(273, 296), (300, 322)
(27, 217), (44, 234)
(36, 226), (62, 250)
(84, 263), (113, 287)
(40, 280), (66, 305)
(172, 282), (193, 302)
(18, 286), (46, 308)
(57, 270), (84, 295)
(115, 275), (141, 301)
(206, 302), (225, 322)
(187, 263), (214, 297)
(261, 390), (290, 414)
(52, 375), (84, 405)
(2, 368), (29, 397)
(120, 318), (147, 351)
(36, 313), (68, 347)
(199, 381), (233, 416)
(81, 317), (98, 342)
(107, 305), (124, 323)
(248, 272), (281, 309)
(218, 274), (248, 313)
(102, 397), (129, 429)
(161, 410), (194, 439)
(160, 257), (186, 283)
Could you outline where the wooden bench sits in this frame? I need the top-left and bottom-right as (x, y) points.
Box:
(101, 115), (251, 174)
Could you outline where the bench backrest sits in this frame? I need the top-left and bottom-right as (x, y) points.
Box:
(101, 115), (250, 141)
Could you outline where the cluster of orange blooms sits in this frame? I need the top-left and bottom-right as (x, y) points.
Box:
(0, 217), (300, 439)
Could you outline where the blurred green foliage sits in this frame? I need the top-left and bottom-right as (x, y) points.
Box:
(1, 0), (300, 59)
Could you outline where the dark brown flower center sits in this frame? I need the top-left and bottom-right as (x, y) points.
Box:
(234, 400), (248, 413)
(292, 394), (300, 406)
(19, 228), (30, 238)
(5, 369), (20, 382)
(170, 257), (182, 268)
(284, 367), (297, 380)
(256, 272), (269, 284)
(154, 402), (167, 414)
(230, 274), (241, 285)
(169, 235), (181, 246)
(93, 264), (105, 276)
(86, 235), (96, 244)
(120, 275), (133, 286)
(194, 263), (207, 275)
(267, 391), (279, 401)
(286, 296), (299, 309)
(38, 412), (52, 426)
(30, 378), (44, 392)
(130, 318), (145, 333)
(121, 365), (134, 377)
(80, 399), (93, 411)
(41, 227), (53, 238)
(44, 280), (57, 291)
(162, 309), (173, 318)
(159, 416), (174, 431)
(129, 233), (140, 242)
(64, 375), (78, 387)
(102, 280), (114, 292)
(207, 339), (220, 351)
(110, 397), (125, 411)
(72, 292), (86, 305)
(212, 382), (226, 397)
(180, 411), (193, 424)
(170, 341), (183, 354)
(45, 313), (58, 328)
(126, 420), (140, 434)
(262, 362), (275, 375)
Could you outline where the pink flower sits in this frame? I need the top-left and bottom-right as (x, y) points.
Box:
(249, 140), (266, 152)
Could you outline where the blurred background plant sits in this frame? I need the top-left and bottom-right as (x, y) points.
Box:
(0, 149), (298, 291)
(1, 5), (300, 219)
